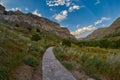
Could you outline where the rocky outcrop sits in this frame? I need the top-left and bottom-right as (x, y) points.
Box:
(0, 5), (75, 40)
(0, 5), (5, 14)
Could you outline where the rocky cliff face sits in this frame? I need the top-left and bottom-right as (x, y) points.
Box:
(0, 5), (75, 40)
(85, 17), (120, 40)
(0, 5), (5, 14)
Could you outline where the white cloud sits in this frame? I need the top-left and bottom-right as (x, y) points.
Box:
(95, 0), (100, 5)
(66, 0), (71, 7)
(76, 24), (80, 29)
(46, 0), (71, 7)
(25, 8), (28, 11)
(50, 8), (53, 11)
(94, 17), (111, 25)
(71, 25), (97, 38)
(71, 17), (111, 38)
(0, 1), (4, 6)
(53, 10), (68, 21)
(6, 8), (21, 11)
(68, 5), (84, 12)
(32, 9), (42, 17)
(69, 5), (79, 12)
(50, 8), (56, 12)
(0, 0), (10, 7)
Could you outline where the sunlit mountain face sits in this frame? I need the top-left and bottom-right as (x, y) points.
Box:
(1, 0), (120, 38)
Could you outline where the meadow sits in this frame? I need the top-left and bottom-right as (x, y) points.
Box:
(0, 22), (60, 80)
(54, 44), (120, 80)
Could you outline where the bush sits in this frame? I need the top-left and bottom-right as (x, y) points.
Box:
(15, 23), (19, 27)
(31, 52), (39, 57)
(63, 63), (73, 71)
(36, 28), (40, 32)
(27, 27), (32, 31)
(55, 45), (120, 80)
(77, 39), (120, 49)
(0, 66), (8, 80)
(24, 55), (38, 67)
(0, 47), (7, 56)
(28, 45), (40, 52)
(62, 39), (71, 47)
(31, 34), (41, 41)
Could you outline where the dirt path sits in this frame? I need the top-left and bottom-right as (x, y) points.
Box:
(42, 47), (76, 80)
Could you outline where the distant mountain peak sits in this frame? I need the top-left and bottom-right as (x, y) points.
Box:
(84, 18), (120, 40)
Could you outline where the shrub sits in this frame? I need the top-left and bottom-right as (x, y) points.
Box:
(27, 27), (32, 31)
(55, 45), (120, 80)
(31, 51), (39, 57)
(63, 63), (73, 71)
(77, 39), (120, 49)
(36, 28), (40, 32)
(39, 46), (45, 52)
(0, 66), (9, 80)
(0, 47), (7, 56)
(15, 23), (19, 27)
(54, 45), (66, 61)
(28, 45), (40, 52)
(23, 55), (38, 67)
(31, 34), (41, 41)
(62, 39), (71, 47)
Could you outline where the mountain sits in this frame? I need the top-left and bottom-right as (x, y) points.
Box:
(0, 5), (75, 40)
(0, 5), (77, 80)
(85, 17), (120, 40)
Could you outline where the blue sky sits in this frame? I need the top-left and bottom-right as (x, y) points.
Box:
(0, 0), (120, 38)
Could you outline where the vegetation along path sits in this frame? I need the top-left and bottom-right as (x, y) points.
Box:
(42, 47), (76, 80)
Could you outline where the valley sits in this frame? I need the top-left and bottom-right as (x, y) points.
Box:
(0, 4), (120, 80)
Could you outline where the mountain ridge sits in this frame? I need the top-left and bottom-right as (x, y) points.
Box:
(0, 5), (75, 40)
(84, 17), (120, 40)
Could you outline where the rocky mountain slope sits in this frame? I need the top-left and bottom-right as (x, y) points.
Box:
(85, 17), (120, 40)
(0, 5), (75, 40)
(0, 5), (76, 79)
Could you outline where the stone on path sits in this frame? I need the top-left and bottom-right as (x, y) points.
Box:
(42, 47), (76, 80)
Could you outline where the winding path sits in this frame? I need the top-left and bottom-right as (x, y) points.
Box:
(42, 47), (76, 80)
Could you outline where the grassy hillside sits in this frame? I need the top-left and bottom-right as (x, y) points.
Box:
(54, 44), (120, 80)
(77, 38), (120, 49)
(85, 17), (120, 40)
(2, 16), (120, 80)
(0, 22), (61, 80)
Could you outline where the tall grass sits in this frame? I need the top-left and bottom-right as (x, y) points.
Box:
(0, 25), (43, 79)
(54, 45), (120, 80)
(0, 65), (9, 80)
(23, 55), (38, 67)
(0, 23), (61, 79)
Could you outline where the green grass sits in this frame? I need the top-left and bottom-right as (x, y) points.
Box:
(0, 24), (31, 79)
(0, 22), (61, 80)
(63, 63), (73, 71)
(54, 45), (120, 80)
(23, 55), (38, 67)
(0, 65), (9, 80)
